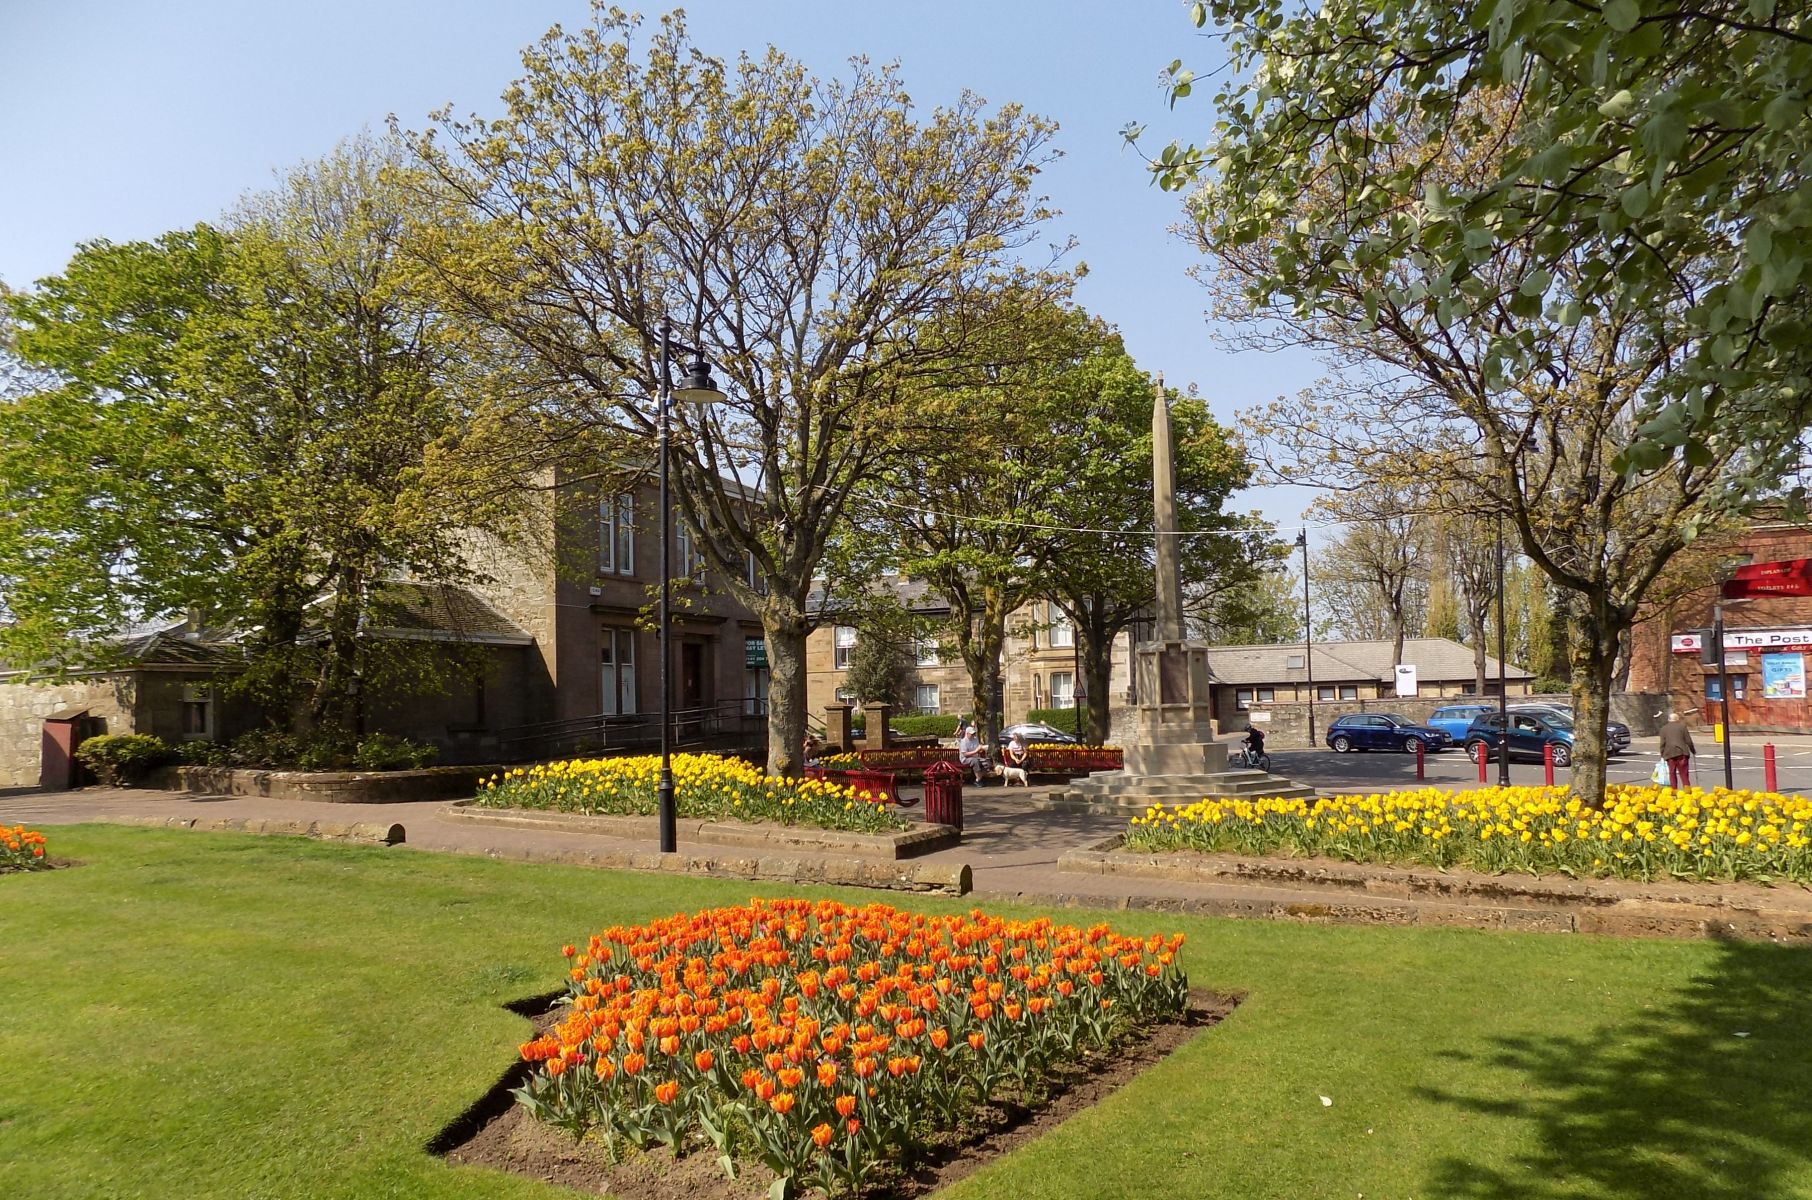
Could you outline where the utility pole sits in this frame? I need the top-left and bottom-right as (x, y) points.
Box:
(1496, 518), (1511, 786)
(1297, 530), (1315, 743)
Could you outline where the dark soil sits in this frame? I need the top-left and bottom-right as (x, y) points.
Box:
(436, 989), (1239, 1199)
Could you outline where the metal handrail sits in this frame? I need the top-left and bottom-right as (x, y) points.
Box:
(499, 698), (766, 761)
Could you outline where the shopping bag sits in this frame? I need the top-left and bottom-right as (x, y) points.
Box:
(1651, 759), (1670, 786)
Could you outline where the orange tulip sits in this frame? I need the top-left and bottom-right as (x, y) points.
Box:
(967, 1031), (986, 1051)
(654, 1080), (679, 1105)
(770, 1092), (796, 1115)
(694, 1049), (715, 1072)
(834, 1094), (857, 1118)
(622, 1052), (645, 1076)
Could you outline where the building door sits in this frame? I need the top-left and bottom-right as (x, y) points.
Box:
(680, 642), (707, 710)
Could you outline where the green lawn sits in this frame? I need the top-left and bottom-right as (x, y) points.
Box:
(3, 826), (1810, 1200)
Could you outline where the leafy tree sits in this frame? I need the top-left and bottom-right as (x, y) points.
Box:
(0, 140), (521, 732)
(402, 8), (1065, 775)
(1160, 69), (1760, 804)
(1199, 563), (1301, 646)
(1309, 492), (1430, 666)
(1143, 0), (1812, 482)
(842, 629), (917, 712)
(1033, 350), (1269, 745)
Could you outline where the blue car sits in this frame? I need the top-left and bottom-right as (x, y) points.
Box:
(1427, 704), (1496, 741)
(1325, 713), (1452, 754)
(1464, 711), (1575, 766)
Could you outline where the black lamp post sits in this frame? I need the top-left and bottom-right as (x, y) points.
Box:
(1496, 516), (1511, 786)
(656, 317), (725, 854)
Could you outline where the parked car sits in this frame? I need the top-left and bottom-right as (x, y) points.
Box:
(1325, 713), (1453, 754)
(1427, 704), (1496, 741)
(997, 722), (1080, 747)
(1464, 711), (1576, 766)
(1510, 703), (1632, 754)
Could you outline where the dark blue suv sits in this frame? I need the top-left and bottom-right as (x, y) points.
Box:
(1464, 711), (1575, 766)
(1324, 713), (1452, 754)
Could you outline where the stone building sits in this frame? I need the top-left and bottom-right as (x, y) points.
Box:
(0, 629), (248, 790)
(1214, 637), (1536, 735)
(1627, 519), (1812, 734)
(803, 578), (1133, 729)
(459, 471), (770, 758)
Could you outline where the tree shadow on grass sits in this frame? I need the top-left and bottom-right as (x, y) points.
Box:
(1419, 939), (1812, 1200)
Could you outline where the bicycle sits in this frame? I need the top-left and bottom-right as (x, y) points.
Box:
(1233, 745), (1272, 771)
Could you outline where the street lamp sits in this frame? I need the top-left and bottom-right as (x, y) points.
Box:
(1495, 516), (1511, 786)
(1297, 531), (1315, 743)
(657, 316), (725, 854)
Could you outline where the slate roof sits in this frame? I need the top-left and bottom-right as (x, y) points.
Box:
(1204, 637), (1531, 686)
(359, 582), (533, 645)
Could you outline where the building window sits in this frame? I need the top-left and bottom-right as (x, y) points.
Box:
(1706, 676), (1748, 701)
(180, 683), (213, 740)
(599, 494), (635, 575)
(1340, 685), (1359, 700)
(1048, 602), (1074, 648)
(914, 683), (941, 714)
(1317, 685), (1336, 701)
(1287, 654), (1306, 669)
(835, 686), (856, 704)
(915, 637), (939, 667)
(1238, 687), (1275, 710)
(744, 550), (764, 592)
(834, 625), (857, 670)
(677, 522), (705, 578)
(743, 636), (769, 717)
(1236, 688), (1254, 710)
(601, 628), (637, 715)
(1256, 687), (1275, 703)
(1049, 672), (1074, 709)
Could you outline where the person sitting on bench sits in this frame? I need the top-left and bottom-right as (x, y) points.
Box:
(957, 721), (989, 784)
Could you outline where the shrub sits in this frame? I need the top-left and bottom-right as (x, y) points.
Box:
(1, 824), (49, 871)
(352, 732), (438, 771)
(172, 740), (232, 766)
(229, 728), (303, 769)
(1529, 677), (1572, 696)
(74, 734), (172, 786)
(513, 899), (1188, 1196)
(225, 729), (438, 771)
(889, 714), (960, 738)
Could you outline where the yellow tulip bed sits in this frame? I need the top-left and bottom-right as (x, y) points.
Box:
(475, 753), (907, 834)
(1124, 784), (1812, 885)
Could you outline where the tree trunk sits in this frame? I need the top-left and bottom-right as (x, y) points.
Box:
(310, 563), (366, 736)
(762, 601), (810, 778)
(959, 597), (1008, 747)
(1081, 636), (1114, 745)
(1468, 603), (1489, 696)
(1566, 594), (1624, 808)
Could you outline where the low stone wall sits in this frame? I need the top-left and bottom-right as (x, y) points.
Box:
(1057, 838), (1812, 941)
(443, 802), (960, 860)
(151, 764), (501, 804)
(1246, 692), (1668, 748)
(111, 814), (405, 844)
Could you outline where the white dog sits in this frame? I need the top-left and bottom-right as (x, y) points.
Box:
(1001, 763), (1030, 787)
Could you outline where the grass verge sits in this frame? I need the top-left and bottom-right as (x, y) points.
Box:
(2, 825), (1809, 1200)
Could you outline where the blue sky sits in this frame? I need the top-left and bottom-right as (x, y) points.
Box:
(0, 0), (1322, 528)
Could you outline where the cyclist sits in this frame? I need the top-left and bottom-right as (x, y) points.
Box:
(1241, 725), (1267, 767)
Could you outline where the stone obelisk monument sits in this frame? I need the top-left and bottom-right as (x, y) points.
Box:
(1055, 379), (1313, 808)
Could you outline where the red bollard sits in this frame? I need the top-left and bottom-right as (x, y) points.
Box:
(1765, 743), (1778, 793)
(1416, 739), (1425, 780)
(1477, 743), (1488, 783)
(1543, 742), (1555, 786)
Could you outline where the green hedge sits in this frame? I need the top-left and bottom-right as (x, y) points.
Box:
(1027, 707), (1085, 732)
(890, 714), (961, 738)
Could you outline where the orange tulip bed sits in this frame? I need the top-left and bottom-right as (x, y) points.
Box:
(1, 825), (49, 872)
(502, 898), (1191, 1198)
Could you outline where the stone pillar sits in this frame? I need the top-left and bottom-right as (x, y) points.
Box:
(824, 703), (853, 753)
(866, 703), (893, 749)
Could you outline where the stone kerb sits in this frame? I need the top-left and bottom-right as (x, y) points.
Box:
(153, 764), (500, 804)
(442, 800), (961, 860)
